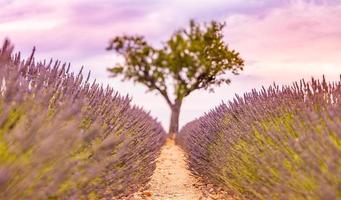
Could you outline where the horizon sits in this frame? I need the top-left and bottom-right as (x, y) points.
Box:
(1, 0), (341, 129)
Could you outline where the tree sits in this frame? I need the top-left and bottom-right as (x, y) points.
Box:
(107, 20), (244, 135)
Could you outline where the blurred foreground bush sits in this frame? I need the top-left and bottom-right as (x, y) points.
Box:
(0, 40), (165, 199)
(178, 75), (341, 200)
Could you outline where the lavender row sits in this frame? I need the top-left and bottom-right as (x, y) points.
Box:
(0, 40), (166, 199)
(177, 76), (341, 200)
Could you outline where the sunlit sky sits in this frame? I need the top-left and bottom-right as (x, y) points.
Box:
(1, 0), (341, 130)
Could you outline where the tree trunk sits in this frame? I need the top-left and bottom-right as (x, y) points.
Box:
(168, 100), (182, 137)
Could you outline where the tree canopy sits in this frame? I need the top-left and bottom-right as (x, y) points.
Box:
(107, 20), (244, 106)
(107, 20), (244, 134)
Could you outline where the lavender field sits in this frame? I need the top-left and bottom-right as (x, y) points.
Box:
(0, 40), (165, 199)
(1, 1), (341, 200)
(2, 38), (339, 200)
(177, 76), (341, 200)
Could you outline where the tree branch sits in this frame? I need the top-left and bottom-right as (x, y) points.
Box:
(183, 72), (208, 97)
(155, 85), (172, 106)
(142, 70), (173, 106)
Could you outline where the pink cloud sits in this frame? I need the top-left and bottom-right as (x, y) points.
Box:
(0, 0), (288, 58)
(224, 2), (341, 82)
(225, 2), (341, 63)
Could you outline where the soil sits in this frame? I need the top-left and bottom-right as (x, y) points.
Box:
(122, 138), (239, 200)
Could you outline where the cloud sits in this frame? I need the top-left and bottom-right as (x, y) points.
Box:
(0, 0), (290, 60)
(224, 1), (341, 80)
(0, 18), (64, 32)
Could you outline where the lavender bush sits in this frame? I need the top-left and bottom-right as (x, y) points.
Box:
(177, 76), (341, 200)
(0, 40), (166, 199)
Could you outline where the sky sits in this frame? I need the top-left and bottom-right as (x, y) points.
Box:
(1, 0), (341, 130)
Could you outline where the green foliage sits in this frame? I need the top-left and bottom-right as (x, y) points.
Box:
(107, 20), (244, 105)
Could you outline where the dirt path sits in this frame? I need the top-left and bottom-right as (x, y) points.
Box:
(129, 138), (236, 200)
(141, 138), (202, 199)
